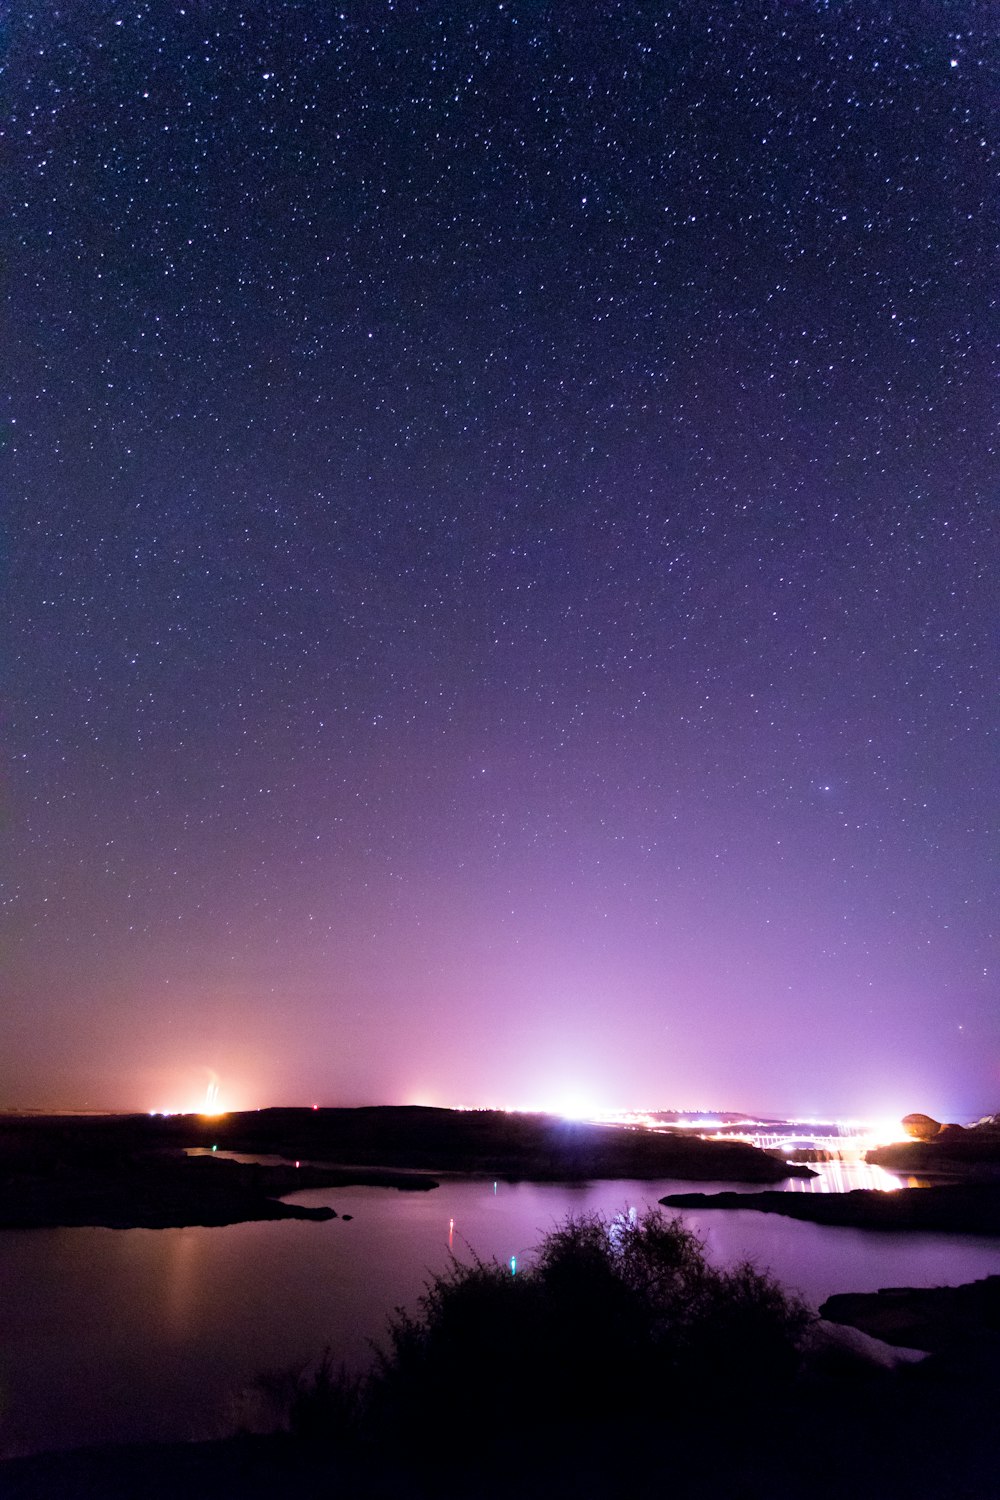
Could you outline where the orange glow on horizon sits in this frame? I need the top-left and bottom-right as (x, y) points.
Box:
(148, 1069), (235, 1118)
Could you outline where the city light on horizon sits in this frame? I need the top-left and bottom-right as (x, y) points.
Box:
(119, 1058), (986, 1136)
(134, 1074), (921, 1148)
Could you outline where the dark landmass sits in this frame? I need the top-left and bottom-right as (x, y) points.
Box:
(867, 1114), (1000, 1179)
(821, 1275), (1000, 1355)
(175, 1104), (814, 1181)
(0, 1152), (437, 1231)
(659, 1181), (1000, 1234)
(0, 1105), (810, 1231)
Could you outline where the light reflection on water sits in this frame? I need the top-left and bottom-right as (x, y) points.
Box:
(1, 1174), (997, 1460)
(784, 1157), (908, 1192)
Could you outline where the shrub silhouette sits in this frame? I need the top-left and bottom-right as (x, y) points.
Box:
(281, 1208), (809, 1484)
(377, 1210), (806, 1445)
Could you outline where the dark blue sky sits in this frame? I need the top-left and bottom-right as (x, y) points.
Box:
(4, 2), (997, 1119)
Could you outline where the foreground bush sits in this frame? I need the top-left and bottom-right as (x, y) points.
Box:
(374, 1209), (807, 1448)
(277, 1208), (810, 1488)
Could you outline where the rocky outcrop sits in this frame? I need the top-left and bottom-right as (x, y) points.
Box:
(799, 1317), (927, 1370)
(869, 1112), (1000, 1178)
(901, 1114), (968, 1144)
(820, 1276), (1000, 1356)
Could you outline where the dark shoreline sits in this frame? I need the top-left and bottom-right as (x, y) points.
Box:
(821, 1275), (1000, 1354)
(0, 1156), (439, 1231)
(660, 1181), (1000, 1235)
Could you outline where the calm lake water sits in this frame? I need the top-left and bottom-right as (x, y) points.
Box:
(2, 1169), (998, 1458)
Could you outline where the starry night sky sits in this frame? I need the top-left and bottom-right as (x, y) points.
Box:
(4, 2), (997, 1118)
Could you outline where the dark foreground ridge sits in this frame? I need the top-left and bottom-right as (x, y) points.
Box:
(660, 1181), (1000, 1235)
(3, 1212), (998, 1500)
